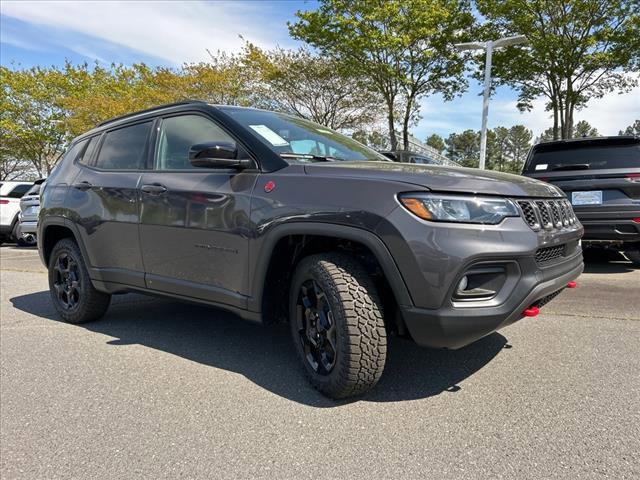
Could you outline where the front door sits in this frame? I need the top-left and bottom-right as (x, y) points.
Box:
(138, 113), (257, 308)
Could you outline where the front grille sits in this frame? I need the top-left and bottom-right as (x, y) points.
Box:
(516, 199), (578, 232)
(535, 288), (565, 308)
(535, 245), (565, 265)
(517, 200), (539, 229)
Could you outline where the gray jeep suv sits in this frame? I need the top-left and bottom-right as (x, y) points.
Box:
(39, 101), (584, 399)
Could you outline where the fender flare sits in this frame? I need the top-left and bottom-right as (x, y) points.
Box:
(247, 222), (413, 312)
(39, 216), (91, 268)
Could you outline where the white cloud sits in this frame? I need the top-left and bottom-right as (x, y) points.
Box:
(1, 0), (295, 64)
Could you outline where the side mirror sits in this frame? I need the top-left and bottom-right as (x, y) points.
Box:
(189, 141), (252, 169)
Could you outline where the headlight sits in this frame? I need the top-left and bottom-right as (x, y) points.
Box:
(399, 193), (520, 224)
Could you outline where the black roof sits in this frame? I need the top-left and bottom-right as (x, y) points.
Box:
(533, 135), (639, 151)
(97, 100), (208, 127)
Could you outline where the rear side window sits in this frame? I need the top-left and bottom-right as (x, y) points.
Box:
(95, 122), (152, 170)
(6, 184), (32, 198)
(526, 142), (640, 173)
(78, 135), (101, 166)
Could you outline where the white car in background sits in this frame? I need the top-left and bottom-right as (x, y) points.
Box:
(0, 181), (34, 245)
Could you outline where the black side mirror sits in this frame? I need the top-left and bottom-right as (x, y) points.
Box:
(189, 141), (252, 169)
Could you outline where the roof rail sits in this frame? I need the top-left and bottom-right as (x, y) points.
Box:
(97, 100), (207, 127)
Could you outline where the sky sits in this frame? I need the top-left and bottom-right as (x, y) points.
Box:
(1, 0), (639, 140)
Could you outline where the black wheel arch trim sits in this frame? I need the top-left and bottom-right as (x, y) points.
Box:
(39, 216), (91, 269)
(247, 222), (413, 313)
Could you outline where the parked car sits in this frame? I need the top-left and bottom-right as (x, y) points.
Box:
(0, 181), (34, 245)
(522, 136), (640, 265)
(16, 179), (45, 247)
(38, 101), (583, 399)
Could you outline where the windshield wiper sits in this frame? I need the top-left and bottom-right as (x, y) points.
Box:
(279, 153), (344, 162)
(550, 163), (590, 171)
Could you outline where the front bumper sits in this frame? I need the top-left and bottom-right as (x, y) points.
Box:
(400, 251), (583, 349)
(380, 208), (584, 350)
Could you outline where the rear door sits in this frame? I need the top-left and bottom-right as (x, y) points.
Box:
(138, 113), (257, 308)
(66, 121), (152, 287)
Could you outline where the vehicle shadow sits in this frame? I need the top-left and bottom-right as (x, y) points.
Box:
(10, 291), (506, 407)
(582, 248), (638, 274)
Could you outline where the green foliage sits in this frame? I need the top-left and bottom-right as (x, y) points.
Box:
(445, 129), (480, 167)
(619, 120), (640, 136)
(446, 125), (532, 172)
(243, 44), (383, 130)
(476, 0), (640, 139)
(573, 120), (599, 138)
(425, 133), (446, 153)
(351, 130), (391, 150)
(538, 120), (599, 142)
(290, 0), (475, 150)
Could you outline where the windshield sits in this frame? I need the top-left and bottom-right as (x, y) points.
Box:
(525, 142), (640, 173)
(220, 107), (389, 163)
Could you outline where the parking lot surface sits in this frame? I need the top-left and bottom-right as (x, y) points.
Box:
(1, 245), (639, 479)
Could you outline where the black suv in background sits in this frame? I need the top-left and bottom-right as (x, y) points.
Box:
(39, 101), (583, 399)
(523, 136), (640, 265)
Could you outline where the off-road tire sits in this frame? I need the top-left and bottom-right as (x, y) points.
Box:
(48, 238), (111, 324)
(289, 253), (387, 399)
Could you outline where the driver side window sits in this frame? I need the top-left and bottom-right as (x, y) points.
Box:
(156, 114), (236, 170)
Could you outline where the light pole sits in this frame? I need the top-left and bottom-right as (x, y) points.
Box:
(455, 35), (527, 170)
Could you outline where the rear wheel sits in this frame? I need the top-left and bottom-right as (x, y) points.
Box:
(48, 238), (111, 323)
(289, 253), (387, 399)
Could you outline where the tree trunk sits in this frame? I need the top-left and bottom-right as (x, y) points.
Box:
(402, 98), (413, 151)
(385, 96), (397, 150)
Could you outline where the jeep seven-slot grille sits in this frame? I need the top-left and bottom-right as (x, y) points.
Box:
(535, 245), (565, 264)
(516, 199), (577, 232)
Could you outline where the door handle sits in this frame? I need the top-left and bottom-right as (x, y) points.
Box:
(141, 184), (168, 195)
(72, 181), (93, 191)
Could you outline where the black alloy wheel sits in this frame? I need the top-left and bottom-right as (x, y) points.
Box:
(296, 279), (338, 375)
(52, 252), (81, 311)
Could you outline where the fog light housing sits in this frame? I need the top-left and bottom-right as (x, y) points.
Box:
(452, 266), (506, 302)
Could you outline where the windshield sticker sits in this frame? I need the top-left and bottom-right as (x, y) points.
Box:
(249, 125), (289, 146)
(535, 164), (548, 170)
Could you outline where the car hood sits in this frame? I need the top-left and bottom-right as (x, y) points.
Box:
(304, 161), (563, 198)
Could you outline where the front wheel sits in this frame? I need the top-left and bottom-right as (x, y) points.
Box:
(289, 253), (387, 399)
(48, 238), (111, 324)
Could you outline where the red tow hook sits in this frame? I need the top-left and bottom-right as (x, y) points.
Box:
(522, 306), (540, 317)
(567, 281), (577, 288)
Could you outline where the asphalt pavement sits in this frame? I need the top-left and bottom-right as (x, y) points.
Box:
(1, 245), (639, 479)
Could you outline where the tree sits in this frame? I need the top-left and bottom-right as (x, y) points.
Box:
(619, 120), (640, 136)
(445, 129), (480, 167)
(573, 120), (599, 138)
(290, 0), (474, 150)
(505, 125), (532, 172)
(351, 130), (390, 150)
(487, 126), (510, 171)
(476, 0), (640, 140)
(1, 65), (71, 176)
(537, 121), (599, 143)
(243, 45), (383, 130)
(425, 133), (446, 153)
